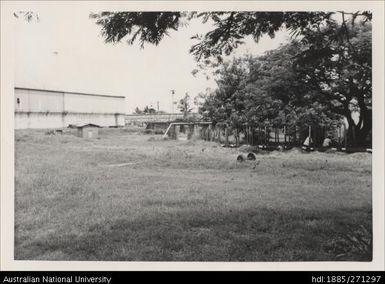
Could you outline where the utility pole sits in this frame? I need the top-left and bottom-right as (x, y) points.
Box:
(171, 90), (175, 115)
(157, 101), (159, 112)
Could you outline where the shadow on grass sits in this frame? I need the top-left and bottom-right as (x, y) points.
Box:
(15, 206), (372, 262)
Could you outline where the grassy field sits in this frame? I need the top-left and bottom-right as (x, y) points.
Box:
(14, 128), (372, 261)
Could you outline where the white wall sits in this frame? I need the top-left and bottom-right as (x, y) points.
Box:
(64, 92), (124, 114)
(14, 88), (126, 129)
(15, 88), (125, 114)
(15, 112), (125, 129)
(15, 89), (64, 112)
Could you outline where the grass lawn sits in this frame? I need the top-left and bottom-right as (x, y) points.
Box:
(14, 128), (372, 261)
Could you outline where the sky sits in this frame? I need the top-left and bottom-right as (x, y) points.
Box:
(14, 10), (289, 113)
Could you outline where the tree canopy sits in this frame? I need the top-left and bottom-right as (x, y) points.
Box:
(198, 44), (341, 131)
(90, 12), (184, 47)
(90, 11), (371, 61)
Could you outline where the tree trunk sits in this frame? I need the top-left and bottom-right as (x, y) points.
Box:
(225, 127), (229, 146)
(345, 107), (372, 148)
(355, 109), (372, 147)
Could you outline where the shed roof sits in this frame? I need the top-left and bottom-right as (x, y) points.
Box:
(76, 123), (102, 128)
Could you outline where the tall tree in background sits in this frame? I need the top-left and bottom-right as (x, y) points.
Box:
(197, 57), (250, 130)
(143, 105), (156, 114)
(178, 93), (193, 118)
(133, 107), (143, 114)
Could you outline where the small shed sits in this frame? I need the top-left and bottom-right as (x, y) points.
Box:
(76, 123), (101, 138)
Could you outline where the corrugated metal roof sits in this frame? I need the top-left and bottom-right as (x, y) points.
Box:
(15, 87), (125, 99)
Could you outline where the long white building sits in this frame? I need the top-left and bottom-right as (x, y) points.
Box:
(15, 87), (125, 129)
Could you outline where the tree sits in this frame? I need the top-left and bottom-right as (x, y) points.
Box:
(143, 105), (156, 114)
(133, 107), (143, 114)
(252, 43), (342, 130)
(294, 20), (372, 146)
(198, 57), (251, 128)
(177, 93), (193, 118)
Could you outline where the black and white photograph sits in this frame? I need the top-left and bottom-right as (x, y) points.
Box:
(1, 1), (384, 271)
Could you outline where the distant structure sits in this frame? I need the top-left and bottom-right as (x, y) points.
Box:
(125, 112), (201, 126)
(14, 87), (125, 129)
(76, 123), (101, 139)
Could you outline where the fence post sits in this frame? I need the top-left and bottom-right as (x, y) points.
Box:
(274, 128), (276, 143)
(251, 127), (255, 145)
(338, 126), (341, 146)
(344, 124), (348, 150)
(299, 125), (303, 146)
(225, 127), (229, 146)
(175, 125), (180, 140)
(277, 128), (280, 144)
(265, 126), (268, 145)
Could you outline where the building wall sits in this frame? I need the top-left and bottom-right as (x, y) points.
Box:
(64, 93), (124, 113)
(15, 88), (125, 129)
(15, 89), (65, 113)
(78, 127), (99, 139)
(15, 112), (125, 129)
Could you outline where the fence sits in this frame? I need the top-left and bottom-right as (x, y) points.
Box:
(198, 123), (372, 149)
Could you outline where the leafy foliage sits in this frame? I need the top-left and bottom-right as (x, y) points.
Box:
(133, 106), (157, 114)
(199, 46), (341, 134)
(189, 12), (334, 62)
(90, 11), (370, 61)
(143, 105), (156, 114)
(90, 12), (184, 47)
(133, 107), (143, 114)
(294, 17), (372, 146)
(178, 93), (193, 117)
